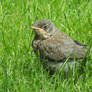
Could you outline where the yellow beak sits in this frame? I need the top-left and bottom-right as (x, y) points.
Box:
(30, 26), (43, 30)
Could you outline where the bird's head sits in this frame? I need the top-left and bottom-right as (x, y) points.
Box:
(31, 19), (58, 34)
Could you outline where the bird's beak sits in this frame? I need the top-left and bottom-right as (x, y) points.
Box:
(30, 26), (36, 29)
(30, 26), (43, 30)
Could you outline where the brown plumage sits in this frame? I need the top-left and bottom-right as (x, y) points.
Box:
(31, 19), (91, 71)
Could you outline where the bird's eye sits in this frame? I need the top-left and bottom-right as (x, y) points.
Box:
(42, 24), (48, 30)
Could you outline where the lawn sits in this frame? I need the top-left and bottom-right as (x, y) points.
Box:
(0, 0), (92, 92)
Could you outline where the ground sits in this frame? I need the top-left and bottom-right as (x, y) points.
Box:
(0, 0), (92, 92)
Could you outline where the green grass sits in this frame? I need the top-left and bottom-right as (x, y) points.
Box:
(0, 0), (92, 92)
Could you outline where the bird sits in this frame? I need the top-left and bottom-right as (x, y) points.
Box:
(31, 19), (92, 72)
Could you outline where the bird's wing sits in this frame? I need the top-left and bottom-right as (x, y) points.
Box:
(53, 31), (87, 48)
(38, 38), (87, 61)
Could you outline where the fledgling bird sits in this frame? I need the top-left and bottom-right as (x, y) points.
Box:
(31, 19), (92, 72)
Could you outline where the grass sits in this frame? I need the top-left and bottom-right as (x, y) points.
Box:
(0, 0), (92, 92)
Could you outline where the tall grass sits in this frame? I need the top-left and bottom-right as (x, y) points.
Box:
(0, 0), (92, 91)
